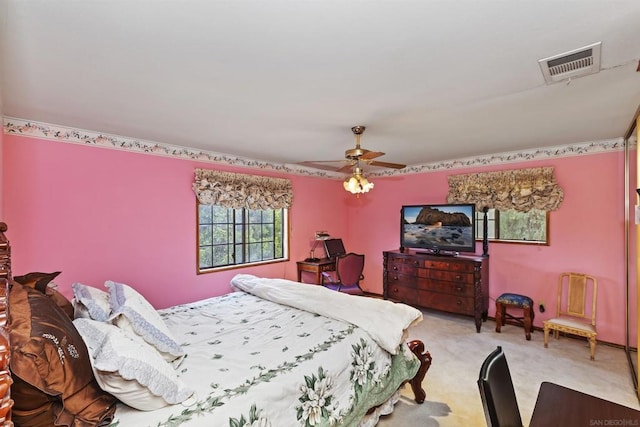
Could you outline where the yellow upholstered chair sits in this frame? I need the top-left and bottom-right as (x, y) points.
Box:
(543, 272), (598, 360)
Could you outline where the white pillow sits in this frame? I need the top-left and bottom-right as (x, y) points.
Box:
(73, 318), (194, 411)
(72, 282), (111, 322)
(105, 280), (184, 361)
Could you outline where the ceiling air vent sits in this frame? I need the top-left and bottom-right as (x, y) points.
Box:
(538, 42), (602, 84)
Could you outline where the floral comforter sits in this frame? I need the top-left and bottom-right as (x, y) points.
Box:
(112, 275), (422, 427)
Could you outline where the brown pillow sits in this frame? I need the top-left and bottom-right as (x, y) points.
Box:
(9, 282), (117, 427)
(13, 272), (74, 319)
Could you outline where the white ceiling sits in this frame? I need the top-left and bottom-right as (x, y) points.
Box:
(2, 1), (640, 173)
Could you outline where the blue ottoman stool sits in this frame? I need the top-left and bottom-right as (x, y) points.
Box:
(495, 293), (535, 340)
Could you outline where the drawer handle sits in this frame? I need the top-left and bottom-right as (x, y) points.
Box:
(456, 299), (462, 305)
(456, 286), (463, 292)
(455, 275), (462, 280)
(393, 276), (399, 281)
(393, 287), (398, 293)
(392, 266), (398, 271)
(413, 261), (420, 266)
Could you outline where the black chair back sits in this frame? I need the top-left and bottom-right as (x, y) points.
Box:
(477, 346), (523, 427)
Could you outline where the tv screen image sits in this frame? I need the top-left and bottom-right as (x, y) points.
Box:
(401, 203), (476, 255)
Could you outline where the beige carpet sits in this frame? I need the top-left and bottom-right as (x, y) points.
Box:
(377, 309), (639, 427)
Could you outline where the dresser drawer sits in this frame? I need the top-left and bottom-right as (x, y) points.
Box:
(388, 262), (417, 276)
(416, 290), (475, 315)
(388, 255), (421, 273)
(419, 269), (474, 283)
(387, 284), (418, 304)
(416, 278), (475, 297)
(386, 272), (416, 287)
(423, 260), (476, 273)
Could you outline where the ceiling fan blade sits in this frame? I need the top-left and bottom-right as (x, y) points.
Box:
(298, 160), (347, 164)
(337, 163), (355, 173)
(360, 151), (385, 160)
(297, 161), (345, 172)
(368, 160), (407, 169)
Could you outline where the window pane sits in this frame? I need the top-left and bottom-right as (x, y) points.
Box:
(212, 245), (229, 266)
(249, 224), (261, 243)
(262, 224), (274, 239)
(487, 221), (496, 237)
(248, 210), (262, 223)
(213, 206), (231, 222)
(234, 244), (244, 264)
(199, 205), (212, 224)
(248, 243), (261, 262)
(476, 208), (547, 244)
(212, 225), (229, 244)
(199, 225), (213, 245)
(262, 242), (274, 259)
(235, 225), (243, 244)
(199, 246), (212, 269)
(198, 205), (288, 272)
(498, 209), (547, 242)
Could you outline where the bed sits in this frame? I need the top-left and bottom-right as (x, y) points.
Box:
(0, 222), (431, 426)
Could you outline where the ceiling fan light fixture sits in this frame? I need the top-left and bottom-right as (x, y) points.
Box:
(343, 168), (374, 195)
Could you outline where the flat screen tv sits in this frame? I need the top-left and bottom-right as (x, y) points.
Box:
(400, 203), (476, 255)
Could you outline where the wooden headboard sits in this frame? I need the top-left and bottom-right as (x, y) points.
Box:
(0, 222), (13, 425)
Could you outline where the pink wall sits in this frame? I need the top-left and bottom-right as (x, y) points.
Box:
(2, 133), (637, 345)
(2, 135), (348, 308)
(348, 152), (633, 345)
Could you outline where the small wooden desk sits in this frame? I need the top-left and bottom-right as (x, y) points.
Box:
(296, 258), (336, 284)
(529, 382), (640, 427)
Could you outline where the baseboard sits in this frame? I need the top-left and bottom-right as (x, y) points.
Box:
(488, 315), (636, 351)
(363, 298), (638, 352)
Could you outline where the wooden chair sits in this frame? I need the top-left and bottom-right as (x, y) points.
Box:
(543, 272), (598, 360)
(477, 346), (523, 427)
(321, 253), (365, 295)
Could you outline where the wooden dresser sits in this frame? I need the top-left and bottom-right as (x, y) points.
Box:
(383, 250), (489, 332)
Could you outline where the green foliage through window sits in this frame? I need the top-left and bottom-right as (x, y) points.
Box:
(198, 204), (287, 271)
(475, 208), (549, 244)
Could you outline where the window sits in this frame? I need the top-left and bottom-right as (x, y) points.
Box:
(192, 168), (293, 272)
(475, 208), (549, 244)
(198, 204), (288, 271)
(447, 166), (561, 246)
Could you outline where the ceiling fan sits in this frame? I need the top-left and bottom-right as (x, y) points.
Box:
(300, 126), (407, 173)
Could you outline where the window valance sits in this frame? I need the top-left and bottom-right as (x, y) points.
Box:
(446, 166), (564, 212)
(193, 169), (293, 209)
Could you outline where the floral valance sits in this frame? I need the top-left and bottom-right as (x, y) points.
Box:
(193, 169), (293, 209)
(446, 167), (564, 212)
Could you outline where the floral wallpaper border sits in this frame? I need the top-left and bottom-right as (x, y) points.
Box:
(370, 137), (631, 177)
(2, 117), (339, 179)
(3, 117), (633, 179)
